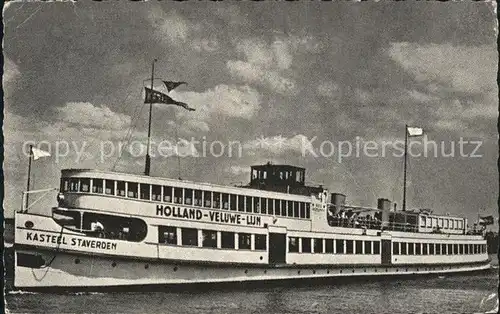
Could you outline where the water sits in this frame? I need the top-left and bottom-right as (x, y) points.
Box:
(5, 255), (498, 314)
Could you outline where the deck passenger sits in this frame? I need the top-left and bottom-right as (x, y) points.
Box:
(91, 221), (104, 231)
(91, 221), (105, 238)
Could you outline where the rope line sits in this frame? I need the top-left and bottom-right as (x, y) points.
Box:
(111, 86), (146, 171)
(30, 225), (65, 282)
(173, 108), (182, 180)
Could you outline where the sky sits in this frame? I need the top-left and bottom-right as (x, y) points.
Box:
(2, 1), (498, 227)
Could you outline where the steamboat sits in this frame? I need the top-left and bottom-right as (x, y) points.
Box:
(13, 63), (491, 290)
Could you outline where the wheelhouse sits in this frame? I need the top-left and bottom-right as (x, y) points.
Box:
(247, 163), (323, 196)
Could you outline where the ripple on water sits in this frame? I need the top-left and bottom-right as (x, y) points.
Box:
(4, 270), (497, 314)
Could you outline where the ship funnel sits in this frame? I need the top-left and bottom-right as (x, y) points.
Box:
(377, 198), (391, 228)
(330, 193), (346, 214)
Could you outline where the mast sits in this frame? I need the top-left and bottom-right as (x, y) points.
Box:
(25, 145), (33, 210)
(145, 59), (157, 176)
(402, 124), (408, 211)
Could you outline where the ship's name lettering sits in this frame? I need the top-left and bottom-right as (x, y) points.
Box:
(25, 232), (117, 250)
(156, 205), (261, 226)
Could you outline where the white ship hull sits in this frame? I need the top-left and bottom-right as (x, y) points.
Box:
(13, 167), (492, 291)
(14, 247), (491, 290)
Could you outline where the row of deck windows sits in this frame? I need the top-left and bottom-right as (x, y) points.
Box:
(288, 237), (381, 255)
(287, 238), (486, 255)
(392, 242), (486, 255)
(420, 216), (464, 230)
(62, 178), (311, 219)
(158, 226), (267, 250)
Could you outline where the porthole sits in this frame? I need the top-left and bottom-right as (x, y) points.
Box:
(340, 270), (343, 274)
(260, 256), (263, 260)
(75, 258), (80, 264)
(327, 270), (330, 274)
(244, 269), (248, 274)
(264, 270), (267, 274)
(352, 269), (355, 273)
(312, 270), (316, 274)
(24, 221), (34, 229)
(112, 262), (117, 267)
(374, 269), (377, 272)
(145, 264), (149, 269)
(298, 270), (301, 274)
(364, 269), (367, 272)
(173, 266), (178, 272)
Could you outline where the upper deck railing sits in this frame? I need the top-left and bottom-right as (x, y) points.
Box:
(326, 201), (468, 234)
(327, 216), (420, 233)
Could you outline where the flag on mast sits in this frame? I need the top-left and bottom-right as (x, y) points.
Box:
(163, 81), (187, 92)
(144, 87), (195, 111)
(407, 126), (424, 137)
(171, 100), (196, 112)
(479, 215), (494, 226)
(31, 147), (51, 160)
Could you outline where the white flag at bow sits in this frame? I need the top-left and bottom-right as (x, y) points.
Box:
(31, 147), (51, 160)
(407, 126), (424, 137)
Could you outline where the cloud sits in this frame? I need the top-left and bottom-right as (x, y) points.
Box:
(3, 57), (20, 98)
(379, 42), (498, 138)
(156, 84), (262, 135)
(150, 10), (190, 45)
(354, 88), (372, 104)
(317, 81), (342, 99)
(56, 102), (132, 130)
(182, 119), (210, 133)
(214, 5), (250, 26)
(227, 165), (251, 176)
(234, 35), (321, 68)
(192, 38), (219, 52)
(227, 34), (323, 94)
(149, 9), (219, 53)
(3, 111), (41, 149)
(286, 34), (324, 54)
(3, 103), (137, 174)
(243, 134), (312, 156)
(4, 109), (122, 167)
(171, 84), (261, 120)
(406, 89), (439, 103)
(226, 35), (322, 94)
(432, 98), (498, 137)
(226, 60), (261, 82)
(264, 71), (296, 94)
(126, 137), (199, 160)
(388, 42), (497, 95)
(235, 38), (274, 67)
(271, 39), (293, 70)
(227, 60), (296, 95)
(3, 56), (20, 84)
(386, 41), (497, 137)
